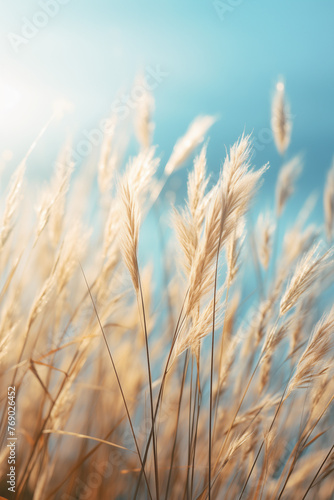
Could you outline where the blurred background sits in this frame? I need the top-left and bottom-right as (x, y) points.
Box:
(1, 5), (333, 498)
(0, 0), (333, 224)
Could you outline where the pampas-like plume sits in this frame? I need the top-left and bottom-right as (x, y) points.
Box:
(257, 212), (275, 270)
(226, 217), (245, 286)
(216, 335), (240, 396)
(259, 354), (271, 394)
(222, 430), (253, 468)
(187, 144), (210, 229)
(324, 159), (334, 242)
(280, 244), (333, 315)
(119, 178), (141, 292)
(289, 298), (311, 357)
(172, 290), (223, 360)
(186, 135), (266, 315)
(276, 155), (302, 216)
(173, 145), (211, 274)
(103, 149), (158, 284)
(165, 115), (216, 175)
(271, 80), (292, 155)
(259, 319), (290, 392)
(286, 307), (334, 397)
(260, 321), (289, 359)
(128, 147), (160, 201)
(173, 207), (198, 275)
(247, 299), (272, 347)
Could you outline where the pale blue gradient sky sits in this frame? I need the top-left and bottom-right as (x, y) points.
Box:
(0, 0), (333, 219)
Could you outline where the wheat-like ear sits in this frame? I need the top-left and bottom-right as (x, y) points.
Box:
(118, 178), (140, 292)
(271, 80), (292, 155)
(186, 135), (267, 315)
(215, 334), (240, 397)
(258, 318), (290, 392)
(286, 307), (334, 397)
(103, 149), (158, 290)
(280, 244), (333, 315)
(324, 158), (334, 243)
(187, 144), (210, 227)
(173, 144), (210, 274)
(226, 217), (245, 286)
(288, 298), (311, 357)
(260, 321), (289, 359)
(165, 115), (216, 175)
(127, 147), (160, 201)
(222, 429), (253, 468)
(185, 181), (223, 314)
(276, 155), (302, 216)
(172, 288), (224, 361)
(173, 207), (197, 275)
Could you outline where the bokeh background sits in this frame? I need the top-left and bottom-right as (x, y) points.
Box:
(1, 5), (334, 498)
(1, 0), (333, 235)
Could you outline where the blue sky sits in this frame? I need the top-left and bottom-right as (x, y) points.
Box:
(0, 0), (333, 217)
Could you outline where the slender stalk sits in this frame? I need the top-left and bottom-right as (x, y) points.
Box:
(165, 352), (189, 499)
(301, 443), (334, 500)
(184, 354), (194, 500)
(238, 373), (290, 499)
(190, 353), (202, 499)
(80, 264), (153, 500)
(275, 395), (334, 499)
(212, 285), (230, 441)
(137, 274), (160, 500)
(209, 190), (226, 499)
(133, 291), (189, 499)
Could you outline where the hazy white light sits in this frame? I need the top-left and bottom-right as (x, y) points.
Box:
(53, 98), (74, 119)
(0, 82), (22, 111)
(2, 149), (13, 161)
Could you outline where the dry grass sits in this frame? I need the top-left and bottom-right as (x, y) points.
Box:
(0, 80), (333, 500)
